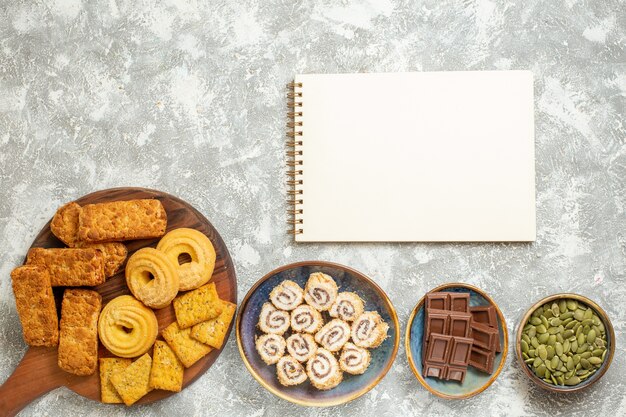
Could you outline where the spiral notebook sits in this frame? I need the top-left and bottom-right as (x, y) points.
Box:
(287, 71), (535, 242)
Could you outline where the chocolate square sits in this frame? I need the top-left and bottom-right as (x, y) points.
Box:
(470, 321), (499, 351)
(426, 334), (452, 364)
(445, 365), (467, 383)
(469, 345), (495, 374)
(449, 293), (470, 312)
(425, 292), (450, 311)
(423, 362), (447, 379)
(449, 312), (472, 338)
(425, 310), (449, 339)
(470, 305), (497, 328)
(449, 337), (473, 367)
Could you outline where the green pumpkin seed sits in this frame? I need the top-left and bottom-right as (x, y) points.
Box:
(592, 349), (603, 357)
(548, 335), (557, 346)
(588, 356), (602, 366)
(573, 354), (581, 365)
(555, 342), (563, 356)
(563, 329), (574, 338)
(587, 329), (596, 344)
(541, 316), (550, 328)
(521, 339), (529, 353)
(556, 333), (564, 344)
(559, 300), (567, 314)
(602, 350), (607, 361)
(531, 337), (539, 348)
(582, 325), (591, 334)
(563, 340), (571, 353)
(538, 333), (550, 344)
(580, 351), (592, 359)
(529, 349), (536, 357)
(577, 333), (585, 346)
(534, 357), (543, 367)
(530, 317), (542, 325)
(581, 358), (591, 369)
(536, 364), (546, 377)
(550, 356), (559, 369)
(566, 357), (574, 370)
(571, 340), (578, 352)
(592, 316), (601, 326)
(574, 309), (585, 321)
(536, 324), (547, 334)
(546, 345), (555, 359)
(538, 345), (548, 360)
(567, 300), (578, 310)
(548, 326), (559, 335)
(544, 310), (554, 319)
(560, 312), (573, 320)
(551, 303), (560, 317)
(522, 334), (530, 344)
(528, 327), (537, 338)
(550, 317), (561, 326)
(581, 318), (593, 327)
(552, 375), (559, 385)
(584, 309), (593, 320)
(525, 357), (535, 364)
(565, 376), (581, 386)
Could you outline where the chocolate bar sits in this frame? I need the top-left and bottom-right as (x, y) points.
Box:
(425, 292), (450, 311)
(449, 337), (473, 367)
(470, 305), (497, 328)
(449, 293), (470, 312)
(470, 321), (499, 351)
(469, 345), (495, 374)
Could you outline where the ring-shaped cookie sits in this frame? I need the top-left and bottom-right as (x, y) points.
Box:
(156, 228), (216, 291)
(126, 247), (179, 309)
(98, 295), (158, 358)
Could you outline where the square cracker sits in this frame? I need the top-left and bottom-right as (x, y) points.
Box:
(10, 265), (59, 347)
(26, 247), (105, 286)
(173, 283), (223, 329)
(110, 353), (153, 406)
(78, 199), (167, 243)
(99, 358), (132, 404)
(162, 322), (212, 368)
(58, 289), (101, 375)
(191, 300), (236, 349)
(149, 340), (184, 392)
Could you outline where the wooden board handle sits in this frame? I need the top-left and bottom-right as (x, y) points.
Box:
(0, 348), (64, 417)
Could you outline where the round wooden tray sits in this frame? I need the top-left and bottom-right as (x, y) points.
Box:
(0, 187), (237, 416)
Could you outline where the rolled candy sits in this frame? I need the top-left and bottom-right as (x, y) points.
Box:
(329, 292), (365, 322)
(256, 333), (286, 365)
(270, 280), (304, 311)
(339, 342), (371, 375)
(315, 319), (351, 352)
(351, 311), (389, 349)
(290, 304), (323, 334)
(258, 302), (290, 335)
(304, 272), (338, 311)
(306, 348), (343, 390)
(286, 333), (317, 363)
(277, 355), (307, 386)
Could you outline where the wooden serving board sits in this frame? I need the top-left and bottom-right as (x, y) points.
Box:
(0, 187), (237, 416)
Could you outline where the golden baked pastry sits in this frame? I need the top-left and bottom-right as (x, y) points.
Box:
(75, 241), (128, 277)
(78, 199), (167, 243)
(58, 289), (101, 376)
(50, 201), (81, 246)
(125, 247), (179, 309)
(98, 295), (158, 358)
(156, 228), (216, 291)
(26, 247), (105, 287)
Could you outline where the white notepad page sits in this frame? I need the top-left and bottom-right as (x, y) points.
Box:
(293, 71), (535, 242)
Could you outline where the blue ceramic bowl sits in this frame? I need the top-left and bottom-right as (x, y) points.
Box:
(515, 293), (615, 393)
(405, 283), (508, 399)
(236, 261), (399, 406)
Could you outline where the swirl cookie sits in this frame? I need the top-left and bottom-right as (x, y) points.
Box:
(125, 247), (179, 309)
(286, 333), (317, 363)
(339, 342), (371, 375)
(258, 302), (290, 335)
(256, 333), (286, 365)
(98, 295), (158, 358)
(329, 292), (365, 322)
(270, 280), (304, 311)
(156, 228), (216, 291)
(306, 348), (343, 390)
(315, 319), (351, 352)
(277, 355), (307, 386)
(290, 304), (323, 334)
(304, 272), (338, 311)
(351, 311), (389, 349)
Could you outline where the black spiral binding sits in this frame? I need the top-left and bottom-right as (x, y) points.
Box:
(287, 81), (304, 235)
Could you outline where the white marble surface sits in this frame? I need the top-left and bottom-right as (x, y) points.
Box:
(0, 0), (625, 415)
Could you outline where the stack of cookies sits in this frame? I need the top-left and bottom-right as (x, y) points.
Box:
(255, 272), (389, 390)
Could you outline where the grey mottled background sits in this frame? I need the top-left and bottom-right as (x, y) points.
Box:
(1, 0), (625, 416)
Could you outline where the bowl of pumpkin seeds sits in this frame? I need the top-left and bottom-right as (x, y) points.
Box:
(516, 294), (615, 392)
